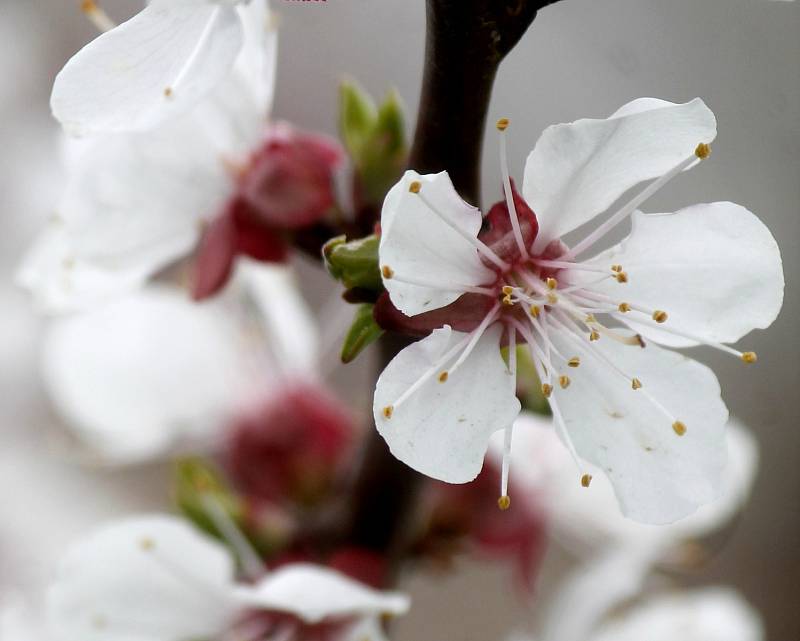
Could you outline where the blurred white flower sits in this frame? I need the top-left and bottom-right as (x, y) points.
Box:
(373, 98), (783, 524)
(18, 0), (278, 313)
(40, 261), (318, 464)
(7, 514), (408, 641)
(51, 0), (274, 135)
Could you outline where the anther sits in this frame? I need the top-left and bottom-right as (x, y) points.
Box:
(382, 405), (394, 419)
(81, 0), (98, 12)
(695, 142), (712, 160)
(502, 295), (514, 306)
(672, 420), (687, 436)
(381, 265), (394, 279)
(409, 181), (422, 194)
(652, 310), (668, 323)
(530, 305), (541, 318)
(615, 272), (628, 283)
(139, 537), (155, 551)
(611, 264), (623, 273)
(618, 302), (631, 313)
(631, 378), (642, 390)
(497, 495), (511, 510)
(164, 87), (174, 98)
(541, 383), (553, 398)
(546, 277), (558, 290)
(568, 357), (580, 368)
(589, 330), (600, 341)
(580, 473), (593, 488)
(496, 118), (510, 132)
(502, 285), (514, 296)
(438, 371), (449, 383)
(559, 375), (571, 389)
(741, 351), (758, 364)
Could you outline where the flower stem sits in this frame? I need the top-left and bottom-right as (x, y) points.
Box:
(342, 0), (549, 572)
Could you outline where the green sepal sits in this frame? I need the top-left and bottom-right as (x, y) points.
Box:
(323, 234), (382, 291)
(341, 303), (384, 363)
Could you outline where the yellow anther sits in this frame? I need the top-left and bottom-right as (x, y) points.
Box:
(618, 302), (631, 313)
(615, 272), (628, 283)
(382, 405), (394, 419)
(589, 329), (600, 341)
(741, 351), (758, 364)
(541, 383), (553, 398)
(502, 285), (514, 296)
(652, 310), (668, 323)
(81, 0), (98, 12)
(580, 473), (593, 488)
(695, 142), (712, 160)
(559, 375), (571, 389)
(568, 357), (580, 368)
(164, 87), (174, 98)
(547, 293), (558, 305)
(611, 264), (623, 273)
(529, 305), (541, 318)
(672, 420), (687, 436)
(631, 377), (642, 390)
(139, 537), (155, 551)
(409, 181), (422, 194)
(546, 277), (558, 290)
(497, 495), (511, 510)
(502, 294), (514, 306)
(381, 265), (394, 279)
(496, 118), (510, 131)
(438, 371), (449, 383)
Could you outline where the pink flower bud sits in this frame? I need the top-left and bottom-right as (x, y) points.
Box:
(239, 122), (343, 229)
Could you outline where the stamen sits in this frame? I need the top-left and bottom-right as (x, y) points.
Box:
(611, 264), (623, 273)
(546, 277), (558, 290)
(497, 118), (530, 260)
(533, 258), (611, 275)
(652, 310), (668, 323)
(672, 420), (687, 436)
(541, 383), (553, 397)
(412, 185), (510, 271)
(580, 473), (593, 488)
(558, 375), (571, 389)
(499, 326), (518, 504)
(567, 357), (581, 368)
(381, 265), (394, 279)
(618, 302), (631, 313)
(530, 305), (541, 317)
(615, 272), (629, 283)
(742, 351), (757, 364)
(387, 332), (473, 412)
(631, 377), (643, 390)
(438, 371), (449, 382)
(81, 0), (116, 32)
(589, 329), (600, 341)
(199, 494), (265, 580)
(566, 145), (711, 259)
(386, 271), (496, 297)
(447, 304), (501, 376)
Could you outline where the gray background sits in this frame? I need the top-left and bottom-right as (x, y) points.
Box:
(0, 1), (797, 639)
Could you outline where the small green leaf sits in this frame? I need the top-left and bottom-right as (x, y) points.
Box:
(324, 234), (382, 291)
(341, 304), (384, 363)
(339, 79), (377, 161)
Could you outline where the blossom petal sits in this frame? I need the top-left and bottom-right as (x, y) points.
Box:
(578, 204), (784, 347)
(549, 329), (728, 524)
(589, 588), (764, 641)
(235, 564), (410, 623)
(51, 2), (243, 135)
(523, 98), (716, 251)
(46, 515), (240, 641)
(374, 325), (520, 483)
(235, 0), (278, 114)
(379, 171), (496, 316)
(41, 286), (263, 463)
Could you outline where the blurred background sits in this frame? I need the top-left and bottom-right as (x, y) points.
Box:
(0, 0), (797, 638)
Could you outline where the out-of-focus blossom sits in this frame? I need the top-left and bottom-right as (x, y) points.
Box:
(373, 98), (783, 524)
(223, 380), (356, 507)
(51, 0), (273, 135)
(40, 262), (317, 464)
(20, 2), (342, 312)
(41, 515), (409, 641)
